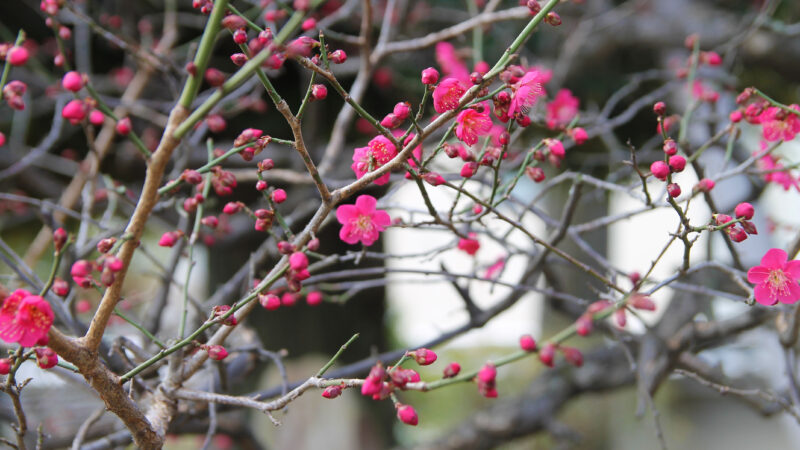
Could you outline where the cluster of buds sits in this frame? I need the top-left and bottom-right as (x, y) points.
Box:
(40, 0), (62, 15)
(182, 192), (205, 213)
(253, 208), (274, 232)
(457, 232), (480, 256)
(714, 202), (757, 243)
(476, 363), (497, 397)
(3, 80), (27, 110)
(285, 251), (310, 291)
(192, 0), (214, 14)
(380, 102), (412, 129)
(70, 254), (124, 288)
(208, 166), (237, 196)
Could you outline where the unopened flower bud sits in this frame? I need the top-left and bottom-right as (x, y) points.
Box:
(411, 348), (437, 366)
(443, 362), (461, 378)
(519, 334), (537, 352)
(734, 202), (754, 220)
(207, 345), (228, 360)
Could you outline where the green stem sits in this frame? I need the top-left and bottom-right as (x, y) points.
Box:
(115, 308), (166, 348)
(316, 333), (359, 377)
(752, 87), (800, 117)
(178, 0), (230, 109)
(38, 242), (69, 297)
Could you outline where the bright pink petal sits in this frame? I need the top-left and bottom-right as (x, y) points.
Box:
(754, 283), (778, 306)
(785, 260), (800, 280)
(355, 195), (377, 214)
(778, 280), (800, 305)
(0, 323), (23, 344)
(360, 229), (380, 246)
(370, 210), (391, 230)
(747, 266), (770, 284)
(339, 223), (361, 244)
(374, 173), (391, 185)
(761, 248), (788, 269)
(336, 204), (358, 224)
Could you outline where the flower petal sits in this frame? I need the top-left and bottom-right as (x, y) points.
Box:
(754, 283), (779, 306)
(370, 210), (391, 230)
(761, 248), (788, 269)
(779, 281), (800, 305)
(355, 195), (377, 213)
(336, 204), (358, 224)
(339, 224), (360, 245)
(747, 266), (770, 284)
(785, 260), (800, 280)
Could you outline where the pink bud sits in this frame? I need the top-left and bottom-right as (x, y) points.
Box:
(158, 231), (180, 247)
(271, 188), (287, 203)
(629, 294), (656, 311)
(230, 52), (247, 66)
(281, 292), (297, 306)
(105, 256), (123, 272)
(729, 110), (743, 123)
(662, 139), (677, 156)
(0, 358), (10, 375)
(714, 213), (733, 226)
(421, 67), (439, 85)
(277, 241), (295, 254)
(396, 404), (418, 426)
(260, 293), (281, 310)
(457, 233), (480, 256)
(221, 15), (247, 30)
(233, 29), (247, 45)
(35, 347), (58, 369)
(301, 17), (317, 31)
(201, 216), (218, 228)
(89, 110), (105, 126)
(461, 161), (478, 178)
(62, 99), (87, 123)
(614, 308), (627, 327)
(411, 348), (437, 366)
(207, 345), (228, 360)
(570, 127), (588, 145)
(7, 46), (29, 66)
(527, 0), (541, 14)
(575, 315), (593, 336)
(0, 131), (5, 147)
(222, 202), (241, 215)
(204, 68), (225, 87)
(307, 238), (320, 251)
(526, 166), (545, 183)
(695, 178), (715, 192)
(53, 277), (69, 296)
(539, 342), (555, 367)
(561, 346), (583, 367)
(729, 226), (748, 242)
(668, 155), (686, 172)
(62, 71), (84, 92)
(472, 205), (483, 215)
(422, 172), (445, 186)
(393, 102), (411, 120)
(322, 384), (343, 399)
(650, 161), (669, 181)
(329, 49), (347, 64)
(306, 291), (323, 306)
(667, 183), (681, 198)
(544, 11), (561, 26)
(256, 180), (268, 191)
(544, 138), (565, 159)
(71, 259), (92, 279)
(653, 101), (666, 116)
(116, 117), (132, 136)
(734, 202), (754, 220)
(53, 227), (67, 252)
(519, 334), (537, 352)
(289, 252), (309, 271)
(443, 362), (461, 378)
(742, 220), (758, 235)
(704, 51), (722, 66)
(311, 84), (327, 100)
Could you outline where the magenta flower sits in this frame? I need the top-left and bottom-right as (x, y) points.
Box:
(508, 70), (545, 119)
(0, 289), (55, 347)
(759, 105), (800, 142)
(336, 195), (391, 246)
(351, 135), (398, 185)
(455, 105), (493, 146)
(545, 89), (579, 129)
(432, 78), (467, 113)
(747, 248), (800, 306)
(435, 42), (470, 84)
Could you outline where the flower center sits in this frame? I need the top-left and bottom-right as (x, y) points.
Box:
(768, 269), (791, 296)
(355, 215), (373, 233)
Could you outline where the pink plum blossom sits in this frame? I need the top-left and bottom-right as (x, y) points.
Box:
(435, 42), (470, 83)
(351, 135), (398, 185)
(432, 78), (467, 113)
(546, 89), (579, 129)
(508, 70), (545, 119)
(336, 195), (391, 246)
(759, 106), (800, 142)
(747, 248), (800, 306)
(455, 104), (493, 146)
(0, 289), (54, 347)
